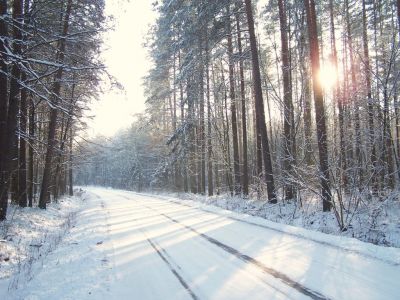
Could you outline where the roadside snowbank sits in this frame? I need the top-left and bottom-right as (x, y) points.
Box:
(0, 191), (86, 296)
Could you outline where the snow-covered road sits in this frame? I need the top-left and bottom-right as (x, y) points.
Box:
(10, 187), (400, 299)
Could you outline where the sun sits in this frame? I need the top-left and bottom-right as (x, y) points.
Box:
(318, 61), (338, 90)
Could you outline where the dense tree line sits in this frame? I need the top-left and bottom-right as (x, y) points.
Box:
(0, 0), (106, 220)
(77, 0), (400, 230)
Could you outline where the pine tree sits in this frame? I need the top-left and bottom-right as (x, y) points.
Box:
(304, 0), (332, 211)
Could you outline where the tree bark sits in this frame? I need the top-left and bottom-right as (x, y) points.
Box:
(244, 0), (277, 203)
(199, 39), (206, 195)
(3, 0), (24, 211)
(28, 100), (34, 206)
(69, 125), (73, 196)
(18, 73), (27, 207)
(235, 6), (249, 196)
(299, 14), (313, 166)
(179, 51), (189, 193)
(397, 0), (400, 40)
(206, 44), (213, 196)
(345, 0), (363, 185)
(304, 0), (332, 211)
(0, 0), (9, 219)
(362, 0), (377, 188)
(329, 0), (347, 187)
(278, 0), (295, 200)
(227, 8), (241, 195)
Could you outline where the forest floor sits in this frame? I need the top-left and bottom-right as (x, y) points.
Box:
(1, 187), (400, 299)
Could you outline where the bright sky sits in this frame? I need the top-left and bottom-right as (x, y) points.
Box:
(87, 0), (156, 137)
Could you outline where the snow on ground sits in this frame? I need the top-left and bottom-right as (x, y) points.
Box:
(1, 186), (400, 299)
(0, 193), (83, 288)
(137, 189), (400, 248)
(85, 187), (400, 299)
(5, 192), (114, 300)
(131, 191), (400, 266)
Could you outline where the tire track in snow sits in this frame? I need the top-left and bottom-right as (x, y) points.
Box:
(138, 224), (199, 300)
(137, 213), (295, 300)
(112, 191), (329, 299)
(146, 238), (199, 300)
(117, 192), (354, 262)
(158, 212), (329, 300)
(148, 196), (399, 267)
(99, 190), (327, 299)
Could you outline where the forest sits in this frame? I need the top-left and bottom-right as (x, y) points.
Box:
(0, 0), (106, 220)
(1, 1), (400, 298)
(75, 0), (400, 231)
(1, 0), (400, 232)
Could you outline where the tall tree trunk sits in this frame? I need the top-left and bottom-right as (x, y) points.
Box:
(278, 0), (295, 200)
(299, 14), (313, 165)
(206, 44), (213, 196)
(187, 77), (198, 194)
(212, 62), (225, 195)
(222, 66), (233, 194)
(3, 0), (24, 210)
(18, 73), (27, 207)
(345, 0), (363, 186)
(383, 87), (395, 188)
(373, 0), (384, 188)
(172, 53), (179, 189)
(179, 51), (189, 193)
(39, 0), (73, 208)
(302, 83), (313, 161)
(0, 0), (9, 219)
(17, 0), (31, 207)
(329, 0), (347, 187)
(227, 8), (241, 195)
(54, 114), (72, 200)
(69, 125), (73, 196)
(28, 100), (34, 206)
(397, 0), (400, 40)
(252, 74), (263, 181)
(236, 6), (249, 196)
(54, 78), (76, 199)
(362, 0), (377, 187)
(245, 0), (277, 203)
(199, 39), (206, 195)
(304, 0), (332, 211)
